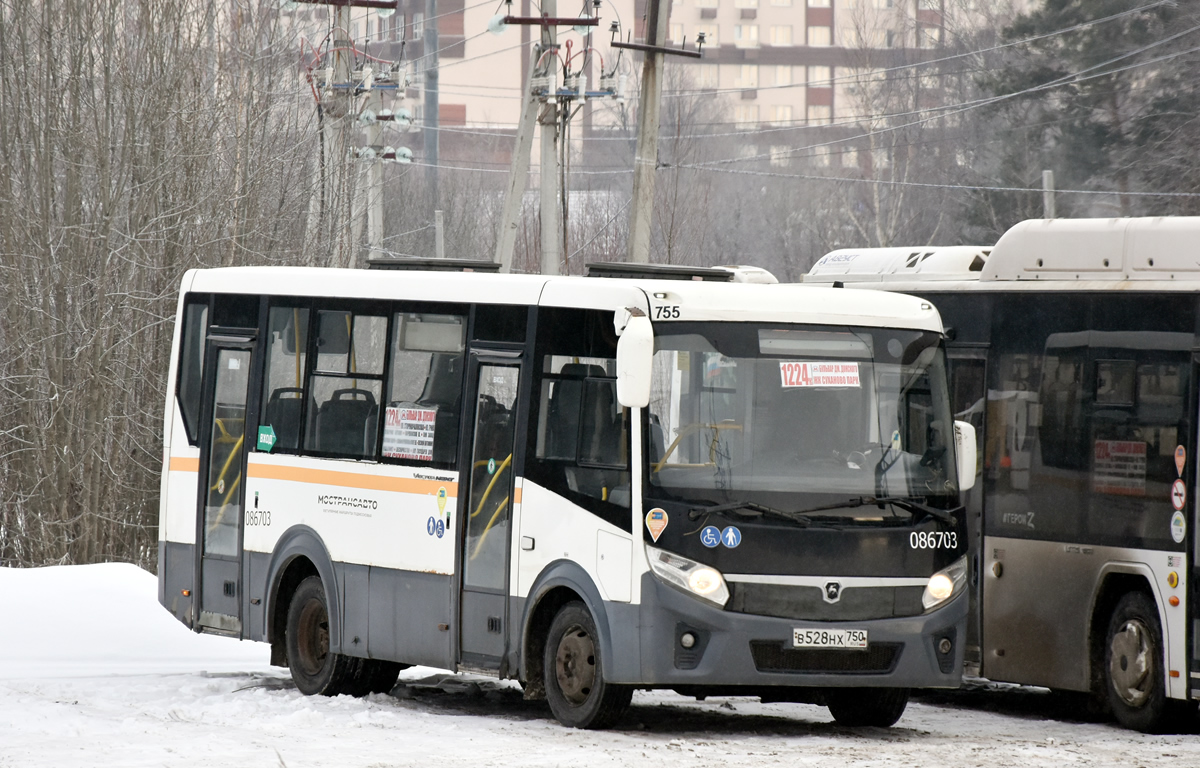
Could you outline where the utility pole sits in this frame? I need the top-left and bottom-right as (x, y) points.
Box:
(625, 0), (666, 264)
(1042, 169), (1056, 219)
(616, 0), (701, 263)
(424, 0), (440, 209)
(489, 7), (608, 273)
(494, 50), (541, 272)
(539, 0), (562, 275)
(297, 1), (409, 266)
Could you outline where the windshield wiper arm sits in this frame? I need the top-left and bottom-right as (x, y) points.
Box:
(793, 496), (959, 525)
(687, 500), (813, 527)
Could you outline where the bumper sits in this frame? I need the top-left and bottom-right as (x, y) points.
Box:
(631, 572), (966, 689)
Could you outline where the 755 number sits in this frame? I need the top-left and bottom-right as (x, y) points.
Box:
(654, 305), (680, 319)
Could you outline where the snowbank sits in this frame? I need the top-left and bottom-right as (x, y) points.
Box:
(0, 563), (270, 679)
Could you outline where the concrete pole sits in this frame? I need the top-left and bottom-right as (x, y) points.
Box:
(495, 49), (542, 272)
(626, 0), (667, 263)
(365, 85), (385, 263)
(331, 5), (356, 267)
(1042, 170), (1056, 219)
(434, 209), (445, 258)
(539, 0), (561, 275)
(424, 0), (440, 209)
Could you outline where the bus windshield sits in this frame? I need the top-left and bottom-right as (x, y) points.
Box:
(646, 322), (959, 516)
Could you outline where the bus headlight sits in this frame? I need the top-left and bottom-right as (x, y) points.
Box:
(646, 544), (730, 607)
(922, 555), (967, 611)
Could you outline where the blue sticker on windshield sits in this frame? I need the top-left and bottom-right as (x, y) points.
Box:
(721, 526), (742, 548)
(700, 526), (721, 548)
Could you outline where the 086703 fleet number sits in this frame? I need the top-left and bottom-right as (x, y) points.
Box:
(910, 531), (956, 549)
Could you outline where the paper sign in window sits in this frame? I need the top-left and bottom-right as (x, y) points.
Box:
(1093, 440), (1146, 496)
(383, 404), (438, 461)
(779, 361), (861, 388)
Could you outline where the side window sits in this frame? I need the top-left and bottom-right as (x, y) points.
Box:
(383, 312), (466, 465)
(534, 356), (630, 507)
(305, 309), (388, 459)
(259, 306), (310, 453)
(176, 298), (209, 445)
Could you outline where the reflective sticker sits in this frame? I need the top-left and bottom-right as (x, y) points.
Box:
(779, 361), (861, 388)
(426, 516), (436, 536)
(437, 486), (448, 514)
(1176, 445), (1187, 477)
(891, 429), (902, 452)
(721, 526), (742, 548)
(1171, 511), (1186, 544)
(1171, 479), (1187, 512)
(700, 525), (721, 548)
(645, 508), (668, 542)
(436, 518), (445, 539)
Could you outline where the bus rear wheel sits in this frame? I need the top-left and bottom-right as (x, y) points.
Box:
(825, 687), (909, 727)
(543, 601), (632, 729)
(1105, 591), (1172, 733)
(285, 575), (363, 696)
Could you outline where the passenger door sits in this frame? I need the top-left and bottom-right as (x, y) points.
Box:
(458, 352), (523, 668)
(946, 348), (987, 673)
(194, 337), (255, 635)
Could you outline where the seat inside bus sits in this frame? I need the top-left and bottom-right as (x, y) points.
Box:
(262, 387), (304, 450)
(315, 388), (378, 456)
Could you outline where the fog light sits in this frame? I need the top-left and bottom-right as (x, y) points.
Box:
(938, 638), (952, 655)
(681, 632), (697, 649)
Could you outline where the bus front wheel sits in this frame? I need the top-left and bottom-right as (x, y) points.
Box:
(824, 687), (909, 727)
(1105, 591), (1171, 733)
(543, 601), (632, 729)
(285, 575), (363, 696)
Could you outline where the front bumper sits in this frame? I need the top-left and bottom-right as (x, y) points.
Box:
(631, 572), (967, 689)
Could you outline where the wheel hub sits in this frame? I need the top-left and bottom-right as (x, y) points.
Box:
(296, 597), (330, 677)
(554, 624), (596, 706)
(1109, 618), (1153, 708)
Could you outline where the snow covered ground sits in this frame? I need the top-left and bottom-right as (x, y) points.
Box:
(2, 564), (1199, 767)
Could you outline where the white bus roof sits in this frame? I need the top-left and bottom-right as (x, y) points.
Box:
(805, 217), (1200, 289)
(808, 246), (991, 282)
(185, 266), (944, 333)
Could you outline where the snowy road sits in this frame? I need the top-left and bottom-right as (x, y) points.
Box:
(2, 564), (1198, 767)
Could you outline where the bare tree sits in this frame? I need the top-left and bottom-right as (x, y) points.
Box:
(0, 0), (319, 568)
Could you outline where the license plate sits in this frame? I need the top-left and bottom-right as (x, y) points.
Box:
(792, 628), (868, 649)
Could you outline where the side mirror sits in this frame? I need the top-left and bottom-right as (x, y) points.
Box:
(954, 420), (977, 492)
(615, 308), (653, 408)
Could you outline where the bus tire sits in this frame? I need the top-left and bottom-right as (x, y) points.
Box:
(285, 575), (362, 696)
(543, 601), (632, 729)
(360, 659), (406, 695)
(825, 687), (909, 727)
(1105, 591), (1171, 733)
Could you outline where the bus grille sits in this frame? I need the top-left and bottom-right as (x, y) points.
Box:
(749, 641), (902, 674)
(728, 583), (924, 622)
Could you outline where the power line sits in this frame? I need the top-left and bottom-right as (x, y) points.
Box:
(662, 164), (1200, 198)
(682, 28), (1200, 171)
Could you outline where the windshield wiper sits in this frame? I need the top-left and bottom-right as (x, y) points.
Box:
(793, 496), (959, 526)
(687, 500), (815, 527)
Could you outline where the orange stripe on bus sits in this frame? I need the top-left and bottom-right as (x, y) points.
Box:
(247, 461), (458, 497)
(513, 487), (522, 504)
(170, 457), (200, 473)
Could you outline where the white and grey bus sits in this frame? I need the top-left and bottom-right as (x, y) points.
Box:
(158, 260), (976, 728)
(806, 217), (1200, 732)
